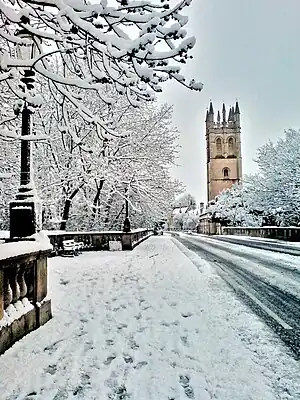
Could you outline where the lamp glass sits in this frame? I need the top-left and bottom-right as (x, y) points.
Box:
(15, 31), (39, 61)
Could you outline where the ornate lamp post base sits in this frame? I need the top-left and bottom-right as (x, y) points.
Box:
(10, 199), (42, 239)
(123, 217), (131, 233)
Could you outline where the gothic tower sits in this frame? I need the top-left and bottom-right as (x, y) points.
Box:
(206, 101), (242, 203)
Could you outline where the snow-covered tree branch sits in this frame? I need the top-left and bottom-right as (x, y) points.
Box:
(0, 0), (202, 135)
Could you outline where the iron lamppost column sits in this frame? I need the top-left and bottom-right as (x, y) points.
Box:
(9, 29), (42, 239)
(18, 104), (32, 198)
(123, 185), (131, 232)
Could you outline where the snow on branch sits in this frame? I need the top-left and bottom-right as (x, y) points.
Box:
(0, 0), (202, 123)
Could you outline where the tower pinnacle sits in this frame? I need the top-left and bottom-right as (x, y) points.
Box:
(222, 103), (226, 123)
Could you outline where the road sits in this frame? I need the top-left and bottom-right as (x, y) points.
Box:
(173, 233), (300, 359)
(208, 234), (300, 256)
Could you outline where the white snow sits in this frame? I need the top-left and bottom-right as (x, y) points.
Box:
(0, 237), (299, 399)
(0, 230), (9, 239)
(0, 298), (34, 329)
(109, 240), (122, 251)
(0, 231), (52, 261)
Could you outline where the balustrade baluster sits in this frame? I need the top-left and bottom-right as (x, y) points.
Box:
(18, 265), (27, 299)
(10, 267), (20, 303)
(3, 271), (13, 308)
(25, 262), (34, 301)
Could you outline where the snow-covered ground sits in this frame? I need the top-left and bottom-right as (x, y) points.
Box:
(0, 236), (299, 399)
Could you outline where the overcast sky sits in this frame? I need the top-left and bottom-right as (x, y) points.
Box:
(158, 0), (300, 204)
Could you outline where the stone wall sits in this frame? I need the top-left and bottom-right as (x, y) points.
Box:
(197, 215), (222, 235)
(48, 229), (153, 253)
(0, 243), (52, 355)
(222, 226), (300, 241)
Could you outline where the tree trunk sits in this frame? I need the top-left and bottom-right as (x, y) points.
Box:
(103, 191), (114, 228)
(92, 179), (105, 217)
(109, 204), (125, 230)
(60, 183), (85, 230)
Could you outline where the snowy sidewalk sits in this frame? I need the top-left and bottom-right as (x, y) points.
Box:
(0, 236), (299, 399)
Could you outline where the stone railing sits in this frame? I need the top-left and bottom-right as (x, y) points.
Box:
(122, 229), (153, 250)
(47, 229), (153, 253)
(222, 226), (300, 241)
(0, 239), (52, 355)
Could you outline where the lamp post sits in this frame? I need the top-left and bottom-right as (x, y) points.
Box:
(123, 184), (131, 232)
(9, 29), (42, 239)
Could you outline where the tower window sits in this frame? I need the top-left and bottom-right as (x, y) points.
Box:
(216, 137), (222, 155)
(228, 137), (235, 155)
(223, 167), (230, 178)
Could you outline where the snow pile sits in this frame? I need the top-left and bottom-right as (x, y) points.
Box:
(0, 298), (34, 329)
(0, 237), (299, 399)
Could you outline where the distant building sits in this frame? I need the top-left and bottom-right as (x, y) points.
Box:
(206, 101), (242, 202)
(198, 101), (243, 234)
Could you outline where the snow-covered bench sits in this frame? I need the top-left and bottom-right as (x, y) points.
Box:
(62, 240), (84, 256)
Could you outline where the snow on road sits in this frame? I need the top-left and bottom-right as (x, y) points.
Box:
(0, 236), (299, 399)
(180, 233), (300, 298)
(219, 234), (300, 248)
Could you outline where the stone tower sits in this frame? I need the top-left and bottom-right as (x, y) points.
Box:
(206, 101), (242, 203)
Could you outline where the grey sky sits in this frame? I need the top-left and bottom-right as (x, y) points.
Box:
(159, 0), (300, 204)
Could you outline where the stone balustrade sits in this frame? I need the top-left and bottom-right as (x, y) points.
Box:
(47, 229), (153, 253)
(0, 240), (52, 355)
(222, 226), (300, 241)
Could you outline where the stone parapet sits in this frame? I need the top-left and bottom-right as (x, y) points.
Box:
(0, 245), (52, 355)
(47, 229), (153, 253)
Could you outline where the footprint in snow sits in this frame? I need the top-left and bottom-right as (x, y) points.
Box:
(43, 339), (64, 354)
(81, 373), (91, 385)
(108, 384), (130, 400)
(106, 339), (115, 346)
(73, 385), (84, 396)
(104, 355), (117, 365)
(129, 339), (139, 350)
(123, 354), (134, 363)
(134, 361), (148, 369)
(134, 312), (142, 320)
(59, 278), (69, 286)
(181, 312), (193, 318)
(44, 364), (57, 375)
(179, 375), (195, 399)
(179, 375), (190, 387)
(117, 323), (128, 330)
(84, 341), (94, 351)
(181, 336), (188, 346)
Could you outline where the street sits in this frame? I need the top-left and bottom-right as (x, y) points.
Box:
(174, 234), (300, 359)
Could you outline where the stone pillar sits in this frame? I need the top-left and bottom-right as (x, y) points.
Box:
(122, 233), (132, 250)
